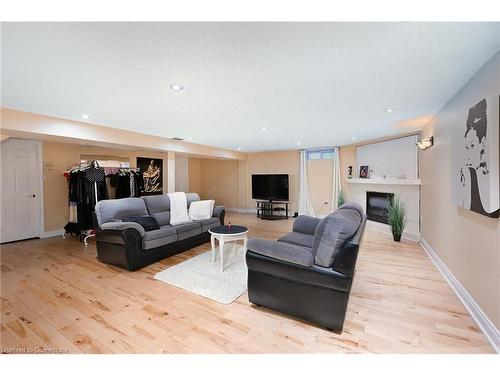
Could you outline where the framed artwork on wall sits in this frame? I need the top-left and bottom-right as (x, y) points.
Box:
(453, 96), (499, 218)
(359, 165), (369, 179)
(137, 157), (163, 196)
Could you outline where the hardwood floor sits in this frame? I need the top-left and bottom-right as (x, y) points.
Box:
(0, 213), (494, 353)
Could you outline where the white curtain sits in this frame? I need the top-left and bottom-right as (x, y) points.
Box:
(298, 150), (316, 217)
(331, 147), (342, 211)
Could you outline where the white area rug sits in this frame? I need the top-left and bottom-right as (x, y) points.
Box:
(154, 245), (248, 304)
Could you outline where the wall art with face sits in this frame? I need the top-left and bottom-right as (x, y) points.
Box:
(454, 97), (499, 218)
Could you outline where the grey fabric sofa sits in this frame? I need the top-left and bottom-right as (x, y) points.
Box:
(95, 193), (225, 271)
(246, 202), (367, 332)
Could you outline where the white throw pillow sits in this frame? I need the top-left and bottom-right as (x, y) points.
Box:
(189, 200), (215, 221)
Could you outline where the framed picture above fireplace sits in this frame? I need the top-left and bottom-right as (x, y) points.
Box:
(359, 165), (369, 178)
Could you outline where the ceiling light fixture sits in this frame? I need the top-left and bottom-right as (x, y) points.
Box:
(352, 137), (357, 141)
(261, 126), (267, 131)
(188, 137), (193, 141)
(386, 108), (394, 113)
(416, 136), (434, 150)
(237, 147), (241, 151)
(82, 114), (89, 119)
(170, 83), (184, 91)
(296, 142), (301, 146)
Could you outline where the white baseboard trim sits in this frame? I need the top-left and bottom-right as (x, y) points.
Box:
(43, 229), (65, 238)
(420, 238), (500, 353)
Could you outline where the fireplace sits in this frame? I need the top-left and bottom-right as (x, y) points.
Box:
(366, 191), (394, 224)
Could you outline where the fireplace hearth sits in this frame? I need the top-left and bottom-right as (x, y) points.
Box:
(366, 191), (394, 224)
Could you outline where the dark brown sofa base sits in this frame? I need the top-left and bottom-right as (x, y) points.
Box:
(96, 229), (211, 271)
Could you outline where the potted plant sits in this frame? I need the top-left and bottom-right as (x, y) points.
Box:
(337, 190), (345, 208)
(387, 195), (406, 242)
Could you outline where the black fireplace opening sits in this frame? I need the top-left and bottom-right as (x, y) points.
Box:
(366, 191), (394, 224)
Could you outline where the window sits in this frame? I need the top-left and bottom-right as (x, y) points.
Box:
(306, 148), (336, 160)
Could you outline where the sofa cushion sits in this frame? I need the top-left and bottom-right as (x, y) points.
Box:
(195, 217), (220, 232)
(186, 192), (200, 207)
(338, 202), (364, 217)
(122, 215), (160, 232)
(151, 211), (170, 226)
(143, 225), (177, 240)
(95, 198), (148, 225)
(278, 232), (314, 249)
(292, 215), (321, 236)
(173, 221), (202, 240)
(247, 238), (314, 267)
(312, 209), (362, 268)
(142, 225), (177, 250)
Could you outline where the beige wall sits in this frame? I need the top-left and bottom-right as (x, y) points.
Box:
(307, 159), (333, 215)
(43, 141), (166, 232)
(246, 151), (300, 211)
(420, 52), (500, 328)
(188, 151), (300, 212)
(339, 145), (356, 199)
(190, 149), (356, 215)
(188, 158), (202, 195)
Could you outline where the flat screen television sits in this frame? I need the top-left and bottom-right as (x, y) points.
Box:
(252, 174), (289, 201)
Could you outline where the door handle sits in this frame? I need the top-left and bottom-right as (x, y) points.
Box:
(28, 194), (36, 198)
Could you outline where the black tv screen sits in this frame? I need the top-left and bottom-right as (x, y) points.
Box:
(252, 174), (289, 201)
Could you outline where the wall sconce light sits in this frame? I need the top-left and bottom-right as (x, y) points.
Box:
(416, 136), (434, 150)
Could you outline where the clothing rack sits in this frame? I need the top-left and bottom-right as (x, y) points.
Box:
(63, 161), (143, 246)
(63, 160), (109, 246)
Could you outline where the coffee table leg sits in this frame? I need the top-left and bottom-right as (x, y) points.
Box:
(211, 234), (216, 262)
(219, 238), (225, 272)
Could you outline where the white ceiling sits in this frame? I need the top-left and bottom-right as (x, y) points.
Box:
(2, 22), (499, 152)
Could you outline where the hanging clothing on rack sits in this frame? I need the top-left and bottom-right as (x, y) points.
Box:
(115, 170), (143, 198)
(64, 161), (109, 231)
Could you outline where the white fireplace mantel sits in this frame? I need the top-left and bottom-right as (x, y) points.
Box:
(347, 178), (421, 185)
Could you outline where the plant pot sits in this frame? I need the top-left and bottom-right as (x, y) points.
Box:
(392, 232), (402, 242)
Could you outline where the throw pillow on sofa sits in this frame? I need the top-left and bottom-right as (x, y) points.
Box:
(189, 199), (215, 221)
(122, 216), (160, 232)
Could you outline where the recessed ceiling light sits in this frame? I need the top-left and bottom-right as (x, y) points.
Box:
(261, 126), (267, 131)
(82, 114), (89, 119)
(296, 142), (301, 146)
(237, 147), (241, 151)
(170, 83), (184, 91)
(352, 137), (357, 141)
(386, 108), (394, 113)
(188, 137), (193, 141)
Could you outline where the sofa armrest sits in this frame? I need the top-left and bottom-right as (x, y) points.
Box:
(293, 215), (321, 236)
(100, 221), (145, 237)
(212, 206), (225, 225)
(247, 238), (314, 267)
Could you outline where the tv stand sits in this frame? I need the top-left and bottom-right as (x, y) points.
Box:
(256, 201), (289, 220)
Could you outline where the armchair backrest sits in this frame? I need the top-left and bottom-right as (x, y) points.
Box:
(332, 214), (367, 277)
(312, 202), (365, 272)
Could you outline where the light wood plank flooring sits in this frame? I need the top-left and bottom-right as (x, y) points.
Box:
(0, 213), (494, 353)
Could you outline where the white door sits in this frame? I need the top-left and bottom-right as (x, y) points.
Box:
(0, 139), (42, 243)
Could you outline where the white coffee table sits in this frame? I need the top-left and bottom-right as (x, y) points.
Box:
(209, 225), (248, 272)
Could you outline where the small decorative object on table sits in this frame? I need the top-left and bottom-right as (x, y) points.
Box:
(348, 166), (353, 179)
(387, 195), (407, 242)
(359, 165), (369, 178)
